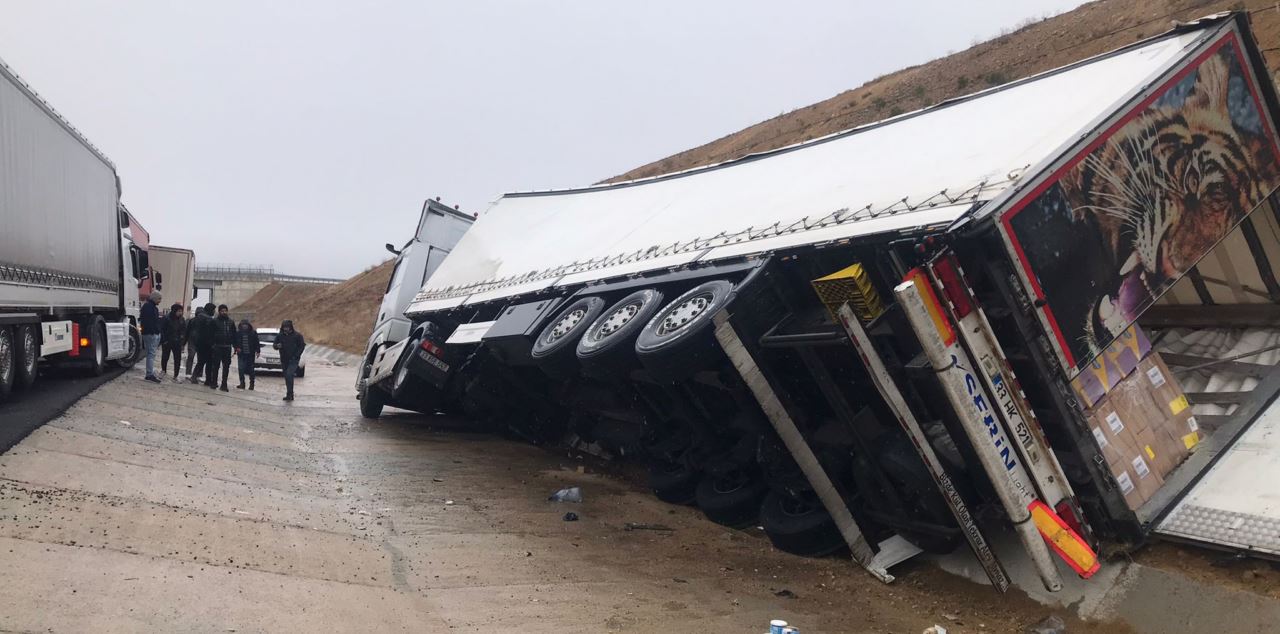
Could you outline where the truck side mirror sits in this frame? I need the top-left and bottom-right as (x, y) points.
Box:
(385, 243), (401, 256)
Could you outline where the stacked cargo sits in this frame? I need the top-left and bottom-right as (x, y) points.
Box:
(1075, 326), (1199, 509)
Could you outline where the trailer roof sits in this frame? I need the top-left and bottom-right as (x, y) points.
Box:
(409, 26), (1211, 313)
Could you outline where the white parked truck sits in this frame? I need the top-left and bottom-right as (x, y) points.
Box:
(361, 13), (1280, 587)
(357, 198), (474, 416)
(0, 55), (148, 401)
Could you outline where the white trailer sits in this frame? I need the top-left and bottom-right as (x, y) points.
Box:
(149, 246), (197, 317)
(0, 54), (146, 401)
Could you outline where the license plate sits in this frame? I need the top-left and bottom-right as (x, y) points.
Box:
(418, 349), (449, 372)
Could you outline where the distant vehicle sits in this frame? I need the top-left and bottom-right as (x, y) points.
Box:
(149, 246), (197, 316)
(0, 53), (149, 401)
(255, 328), (305, 377)
(356, 199), (474, 416)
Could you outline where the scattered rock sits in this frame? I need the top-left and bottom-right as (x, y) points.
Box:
(548, 487), (582, 503)
(563, 512), (579, 522)
(774, 589), (797, 599)
(1025, 615), (1065, 634)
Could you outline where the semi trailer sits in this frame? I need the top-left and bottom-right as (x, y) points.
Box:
(149, 246), (197, 316)
(361, 13), (1280, 588)
(0, 54), (147, 402)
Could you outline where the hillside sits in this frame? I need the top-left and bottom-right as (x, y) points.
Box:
(606, 0), (1280, 183)
(234, 259), (395, 355)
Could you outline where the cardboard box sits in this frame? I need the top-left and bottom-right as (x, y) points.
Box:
(1071, 325), (1153, 408)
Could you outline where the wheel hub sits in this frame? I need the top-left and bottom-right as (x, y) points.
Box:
(658, 294), (710, 336)
(596, 302), (640, 338)
(547, 308), (586, 342)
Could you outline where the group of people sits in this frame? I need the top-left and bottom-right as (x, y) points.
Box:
(138, 292), (306, 401)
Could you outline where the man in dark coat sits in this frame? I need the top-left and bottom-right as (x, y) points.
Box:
(160, 303), (187, 381)
(208, 304), (238, 391)
(187, 303), (216, 385)
(234, 319), (261, 390)
(273, 320), (305, 401)
(140, 291), (163, 383)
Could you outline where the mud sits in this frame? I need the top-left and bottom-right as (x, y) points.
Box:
(0, 364), (1131, 632)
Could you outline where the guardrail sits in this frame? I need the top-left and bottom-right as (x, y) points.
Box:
(195, 265), (342, 285)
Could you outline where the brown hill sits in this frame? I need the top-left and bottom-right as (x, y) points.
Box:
(606, 0), (1280, 183)
(234, 259), (394, 355)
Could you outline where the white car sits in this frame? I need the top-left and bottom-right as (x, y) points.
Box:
(255, 328), (306, 377)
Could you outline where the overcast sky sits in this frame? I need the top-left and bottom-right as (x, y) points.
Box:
(0, 0), (1086, 278)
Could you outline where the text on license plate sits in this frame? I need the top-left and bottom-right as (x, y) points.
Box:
(419, 349), (449, 372)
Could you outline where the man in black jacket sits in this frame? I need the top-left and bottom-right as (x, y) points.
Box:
(274, 320), (305, 401)
(234, 319), (261, 390)
(160, 303), (186, 382)
(208, 304), (238, 391)
(140, 291), (163, 383)
(187, 304), (215, 385)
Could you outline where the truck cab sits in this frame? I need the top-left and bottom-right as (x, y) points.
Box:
(358, 199), (474, 413)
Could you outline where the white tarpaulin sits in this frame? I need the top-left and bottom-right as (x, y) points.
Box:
(408, 30), (1207, 314)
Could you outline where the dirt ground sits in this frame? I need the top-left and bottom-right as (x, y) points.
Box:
(0, 363), (1134, 633)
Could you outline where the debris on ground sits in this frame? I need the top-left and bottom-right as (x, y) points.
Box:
(563, 512), (579, 522)
(548, 486), (582, 502)
(1025, 615), (1065, 634)
(773, 588), (797, 599)
(623, 522), (674, 532)
(923, 626), (948, 634)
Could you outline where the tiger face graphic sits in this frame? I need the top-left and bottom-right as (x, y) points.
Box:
(1059, 51), (1279, 355)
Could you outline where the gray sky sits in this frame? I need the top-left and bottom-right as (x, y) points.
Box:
(0, 0), (1086, 278)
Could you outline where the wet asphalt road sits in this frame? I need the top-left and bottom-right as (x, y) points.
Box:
(0, 365), (126, 453)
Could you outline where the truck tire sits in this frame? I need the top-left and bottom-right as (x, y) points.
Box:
(759, 489), (845, 557)
(86, 321), (106, 377)
(530, 296), (605, 376)
(695, 469), (767, 528)
(634, 280), (734, 382)
(360, 382), (386, 419)
(878, 436), (961, 554)
(391, 349), (422, 401)
(0, 326), (15, 400)
(112, 327), (140, 369)
(575, 289), (664, 376)
(648, 459), (700, 505)
(14, 324), (38, 390)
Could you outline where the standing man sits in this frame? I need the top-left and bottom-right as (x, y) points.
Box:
(160, 303), (187, 382)
(188, 303), (216, 385)
(234, 319), (261, 390)
(140, 291), (163, 383)
(209, 304), (238, 392)
(274, 320), (306, 402)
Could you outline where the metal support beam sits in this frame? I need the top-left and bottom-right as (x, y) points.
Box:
(712, 311), (896, 582)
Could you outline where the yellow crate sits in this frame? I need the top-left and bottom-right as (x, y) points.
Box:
(811, 262), (885, 323)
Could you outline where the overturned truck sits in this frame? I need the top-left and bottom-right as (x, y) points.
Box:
(360, 12), (1280, 590)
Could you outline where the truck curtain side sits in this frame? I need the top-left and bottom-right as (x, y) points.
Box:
(371, 13), (1280, 586)
(0, 52), (144, 400)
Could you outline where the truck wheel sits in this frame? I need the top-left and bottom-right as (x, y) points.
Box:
(635, 280), (734, 382)
(112, 328), (140, 369)
(14, 324), (38, 390)
(360, 383), (386, 419)
(695, 469), (767, 528)
(759, 489), (845, 557)
(576, 289), (664, 376)
(86, 322), (106, 376)
(391, 354), (420, 400)
(879, 436), (961, 554)
(0, 326), (15, 400)
(530, 296), (605, 376)
(648, 459), (700, 504)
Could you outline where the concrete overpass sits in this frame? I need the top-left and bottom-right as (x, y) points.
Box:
(194, 265), (342, 309)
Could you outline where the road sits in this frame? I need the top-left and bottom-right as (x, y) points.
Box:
(0, 362), (1119, 633)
